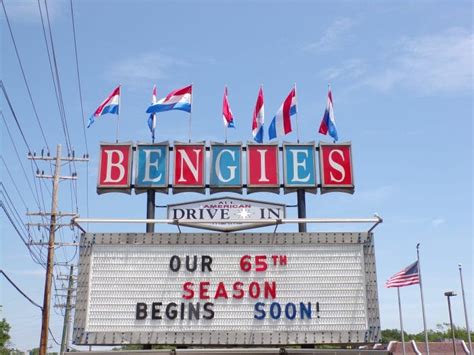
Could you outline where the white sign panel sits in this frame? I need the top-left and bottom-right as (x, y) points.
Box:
(74, 233), (380, 345)
(167, 197), (286, 232)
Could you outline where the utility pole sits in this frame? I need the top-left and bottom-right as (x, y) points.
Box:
(60, 265), (74, 355)
(28, 144), (88, 355)
(39, 144), (61, 355)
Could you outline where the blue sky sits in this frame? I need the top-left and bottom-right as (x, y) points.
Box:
(1, 0), (472, 351)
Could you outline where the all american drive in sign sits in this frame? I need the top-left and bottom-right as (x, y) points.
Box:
(73, 232), (380, 346)
(167, 197), (286, 232)
(96, 141), (354, 194)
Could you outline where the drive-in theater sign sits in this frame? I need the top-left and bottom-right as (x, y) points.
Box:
(95, 141), (354, 194)
(73, 140), (382, 346)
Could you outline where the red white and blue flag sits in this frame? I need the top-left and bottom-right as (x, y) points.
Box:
(222, 86), (235, 128)
(385, 261), (420, 288)
(147, 85), (157, 142)
(146, 84), (192, 114)
(268, 87), (297, 140)
(87, 86), (120, 128)
(252, 87), (264, 143)
(318, 88), (338, 141)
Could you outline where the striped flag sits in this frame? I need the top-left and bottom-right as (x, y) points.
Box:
(222, 86), (235, 128)
(268, 87), (297, 140)
(87, 86), (120, 128)
(318, 87), (338, 141)
(252, 87), (264, 143)
(148, 85), (157, 142)
(146, 85), (192, 114)
(385, 261), (420, 288)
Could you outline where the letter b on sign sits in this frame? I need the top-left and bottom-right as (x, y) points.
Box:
(319, 142), (354, 194)
(97, 143), (132, 194)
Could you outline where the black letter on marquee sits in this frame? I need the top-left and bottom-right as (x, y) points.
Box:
(201, 255), (213, 272)
(169, 255), (181, 272)
(136, 303), (148, 319)
(151, 302), (162, 320)
(166, 303), (178, 319)
(189, 302), (200, 320)
(186, 255), (198, 272)
(203, 302), (215, 319)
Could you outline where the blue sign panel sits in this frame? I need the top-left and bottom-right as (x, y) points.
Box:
(135, 143), (169, 190)
(210, 143), (242, 189)
(283, 143), (317, 189)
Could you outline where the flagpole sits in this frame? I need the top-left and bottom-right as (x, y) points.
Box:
(115, 84), (121, 143)
(224, 85), (228, 143)
(417, 243), (430, 355)
(294, 83), (300, 143)
(458, 263), (472, 354)
(188, 83), (193, 143)
(397, 287), (407, 355)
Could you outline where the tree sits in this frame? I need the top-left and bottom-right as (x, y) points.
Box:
(0, 316), (11, 353)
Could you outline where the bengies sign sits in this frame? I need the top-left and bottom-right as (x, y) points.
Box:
(73, 232), (381, 346)
(167, 197), (286, 232)
(96, 141), (354, 195)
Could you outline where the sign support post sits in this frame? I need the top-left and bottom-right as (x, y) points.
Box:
(146, 190), (155, 233)
(297, 189), (307, 232)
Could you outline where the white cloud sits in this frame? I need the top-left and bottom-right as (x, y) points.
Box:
(304, 17), (356, 52)
(431, 217), (446, 227)
(357, 185), (396, 202)
(320, 59), (366, 81)
(4, 0), (62, 23)
(320, 28), (473, 95)
(107, 53), (189, 89)
(366, 28), (473, 93)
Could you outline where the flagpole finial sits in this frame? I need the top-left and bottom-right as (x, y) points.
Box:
(416, 243), (420, 249)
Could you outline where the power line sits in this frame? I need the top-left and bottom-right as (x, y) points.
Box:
(69, 0), (88, 154)
(0, 269), (42, 309)
(0, 270), (61, 346)
(1, 201), (45, 267)
(42, 0), (73, 153)
(69, 0), (90, 221)
(0, 111), (43, 211)
(0, 0), (50, 152)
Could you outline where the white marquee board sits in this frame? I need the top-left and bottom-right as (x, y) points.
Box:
(73, 233), (380, 345)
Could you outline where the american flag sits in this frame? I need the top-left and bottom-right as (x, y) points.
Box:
(385, 261), (420, 288)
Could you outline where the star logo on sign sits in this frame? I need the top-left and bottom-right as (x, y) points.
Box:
(238, 208), (251, 219)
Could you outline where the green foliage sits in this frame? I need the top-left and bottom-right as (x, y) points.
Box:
(382, 324), (473, 343)
(0, 317), (11, 352)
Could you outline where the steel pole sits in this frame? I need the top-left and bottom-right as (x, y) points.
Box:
(297, 189), (306, 232)
(458, 264), (472, 354)
(447, 295), (457, 355)
(39, 144), (61, 355)
(144, 189), (155, 351)
(397, 287), (406, 355)
(416, 244), (430, 355)
(60, 265), (74, 355)
(146, 190), (155, 233)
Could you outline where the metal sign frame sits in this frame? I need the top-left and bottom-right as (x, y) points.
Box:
(73, 232), (381, 346)
(97, 142), (133, 194)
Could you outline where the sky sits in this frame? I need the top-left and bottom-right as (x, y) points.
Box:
(0, 0), (472, 352)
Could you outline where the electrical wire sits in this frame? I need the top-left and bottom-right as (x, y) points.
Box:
(0, 0), (50, 152)
(0, 113), (43, 210)
(0, 270), (61, 346)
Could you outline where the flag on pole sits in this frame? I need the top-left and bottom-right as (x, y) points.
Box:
(318, 87), (338, 141)
(385, 261), (420, 288)
(87, 86), (120, 128)
(146, 85), (192, 114)
(252, 87), (264, 143)
(222, 86), (235, 128)
(147, 85), (157, 142)
(268, 87), (297, 140)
